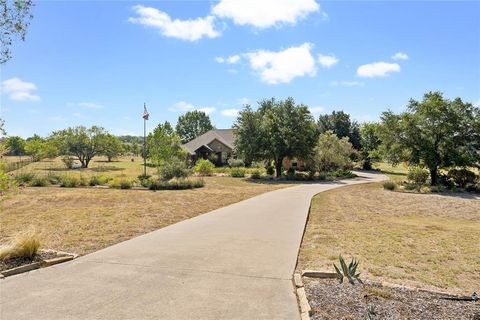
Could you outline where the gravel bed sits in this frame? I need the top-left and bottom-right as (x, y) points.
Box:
(304, 278), (480, 320)
(0, 251), (58, 272)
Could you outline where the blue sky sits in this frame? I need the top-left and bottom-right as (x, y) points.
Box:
(1, 0), (479, 138)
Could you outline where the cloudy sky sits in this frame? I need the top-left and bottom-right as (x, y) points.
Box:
(1, 0), (479, 137)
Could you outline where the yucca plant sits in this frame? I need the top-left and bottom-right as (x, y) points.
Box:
(365, 304), (377, 320)
(333, 255), (363, 284)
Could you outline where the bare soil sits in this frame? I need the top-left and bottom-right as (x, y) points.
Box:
(0, 250), (57, 272)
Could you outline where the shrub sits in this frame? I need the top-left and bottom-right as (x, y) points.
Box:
(30, 176), (50, 187)
(286, 167), (295, 180)
(250, 170), (261, 179)
(0, 170), (13, 193)
(61, 156), (76, 169)
(0, 229), (41, 261)
(330, 169), (356, 179)
(314, 132), (354, 172)
(333, 255), (362, 285)
(159, 159), (190, 180)
(59, 175), (80, 188)
(407, 167), (429, 185)
(108, 177), (134, 189)
(47, 174), (62, 185)
(15, 172), (36, 185)
(447, 168), (477, 188)
(230, 168), (246, 178)
(89, 175), (111, 186)
(294, 171), (311, 181)
(149, 178), (204, 190)
(228, 158), (245, 168)
(194, 159), (214, 176)
(383, 180), (397, 191)
(266, 165), (275, 175)
(318, 172), (327, 181)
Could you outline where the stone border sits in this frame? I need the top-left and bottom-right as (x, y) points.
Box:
(293, 273), (312, 320)
(0, 249), (77, 278)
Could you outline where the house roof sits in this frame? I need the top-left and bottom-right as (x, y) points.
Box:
(183, 129), (235, 155)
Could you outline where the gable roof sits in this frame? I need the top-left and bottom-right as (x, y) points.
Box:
(183, 129), (235, 155)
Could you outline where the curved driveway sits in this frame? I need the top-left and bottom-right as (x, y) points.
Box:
(0, 171), (386, 320)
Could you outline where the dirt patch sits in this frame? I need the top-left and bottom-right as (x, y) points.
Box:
(305, 278), (480, 320)
(0, 250), (57, 272)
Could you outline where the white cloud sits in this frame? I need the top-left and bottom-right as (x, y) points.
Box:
(330, 80), (364, 87)
(78, 102), (104, 109)
(0, 77), (40, 102)
(309, 106), (324, 114)
(129, 5), (220, 41)
(212, 0), (320, 29)
(392, 52), (409, 61)
(215, 54), (241, 64)
(238, 97), (250, 105)
(245, 43), (316, 84)
(356, 62), (400, 77)
(169, 101), (215, 114)
(197, 107), (216, 114)
(221, 108), (240, 117)
(318, 54), (338, 68)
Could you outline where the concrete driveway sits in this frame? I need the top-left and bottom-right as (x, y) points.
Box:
(0, 171), (386, 320)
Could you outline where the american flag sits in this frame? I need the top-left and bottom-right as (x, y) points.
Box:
(143, 104), (149, 120)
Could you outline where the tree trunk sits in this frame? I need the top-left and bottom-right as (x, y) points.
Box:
(275, 157), (283, 178)
(429, 167), (438, 185)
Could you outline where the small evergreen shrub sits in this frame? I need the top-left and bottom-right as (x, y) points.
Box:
(330, 169), (356, 178)
(89, 175), (111, 186)
(318, 172), (327, 181)
(230, 168), (246, 178)
(47, 174), (62, 185)
(149, 178), (204, 190)
(407, 167), (429, 185)
(228, 158), (245, 168)
(59, 175), (80, 188)
(286, 167), (296, 180)
(15, 172), (36, 185)
(447, 168), (477, 188)
(383, 180), (397, 191)
(294, 172), (311, 181)
(194, 159), (214, 176)
(250, 170), (261, 179)
(266, 165), (275, 175)
(30, 176), (49, 187)
(159, 159), (190, 180)
(0, 171), (13, 193)
(108, 177), (134, 189)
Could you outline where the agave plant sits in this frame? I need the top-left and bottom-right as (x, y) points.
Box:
(365, 304), (377, 320)
(333, 255), (363, 284)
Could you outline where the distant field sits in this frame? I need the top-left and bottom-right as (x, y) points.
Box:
(297, 182), (480, 295)
(7, 156), (156, 179)
(373, 162), (408, 180)
(0, 176), (292, 255)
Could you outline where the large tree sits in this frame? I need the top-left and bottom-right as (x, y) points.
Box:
(4, 135), (25, 156)
(175, 110), (214, 143)
(24, 135), (58, 161)
(148, 121), (186, 166)
(359, 122), (381, 169)
(318, 111), (361, 149)
(234, 97), (318, 177)
(102, 134), (124, 162)
(53, 126), (108, 168)
(377, 92), (480, 185)
(1, 0), (34, 64)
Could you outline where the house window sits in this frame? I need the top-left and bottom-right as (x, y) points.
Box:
(292, 162), (298, 167)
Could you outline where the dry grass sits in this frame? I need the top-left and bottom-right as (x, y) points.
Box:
(0, 177), (291, 256)
(0, 228), (41, 261)
(297, 183), (480, 294)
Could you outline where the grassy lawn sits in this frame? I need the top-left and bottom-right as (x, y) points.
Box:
(0, 176), (292, 256)
(373, 161), (408, 181)
(8, 156), (157, 179)
(297, 183), (480, 295)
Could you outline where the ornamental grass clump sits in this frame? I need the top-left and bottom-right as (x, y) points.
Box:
(333, 255), (363, 285)
(0, 229), (41, 261)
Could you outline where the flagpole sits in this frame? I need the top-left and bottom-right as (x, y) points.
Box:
(143, 102), (147, 177)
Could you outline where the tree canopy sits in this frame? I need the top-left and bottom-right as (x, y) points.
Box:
(175, 110), (214, 143)
(318, 111), (361, 149)
(1, 0), (34, 64)
(102, 134), (124, 162)
(314, 131), (354, 172)
(148, 121), (186, 166)
(52, 126), (108, 168)
(234, 97), (317, 177)
(377, 91), (480, 185)
(4, 136), (25, 156)
(24, 135), (58, 162)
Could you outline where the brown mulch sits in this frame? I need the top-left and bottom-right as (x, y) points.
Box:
(0, 251), (58, 272)
(304, 278), (480, 320)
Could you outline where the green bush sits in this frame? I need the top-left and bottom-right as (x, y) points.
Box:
(266, 165), (275, 175)
(330, 169), (356, 179)
(47, 174), (62, 185)
(407, 167), (429, 185)
(108, 177), (134, 189)
(194, 159), (214, 176)
(0, 171), (12, 193)
(447, 168), (477, 188)
(15, 172), (36, 185)
(30, 176), (49, 187)
(89, 175), (111, 186)
(149, 178), (204, 190)
(318, 172), (327, 181)
(294, 171), (311, 181)
(228, 158), (245, 168)
(59, 175), (80, 188)
(61, 156), (75, 169)
(286, 167), (295, 180)
(250, 170), (261, 179)
(383, 180), (397, 191)
(230, 168), (246, 178)
(159, 159), (190, 180)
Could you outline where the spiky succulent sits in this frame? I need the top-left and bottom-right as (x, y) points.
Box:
(333, 255), (363, 285)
